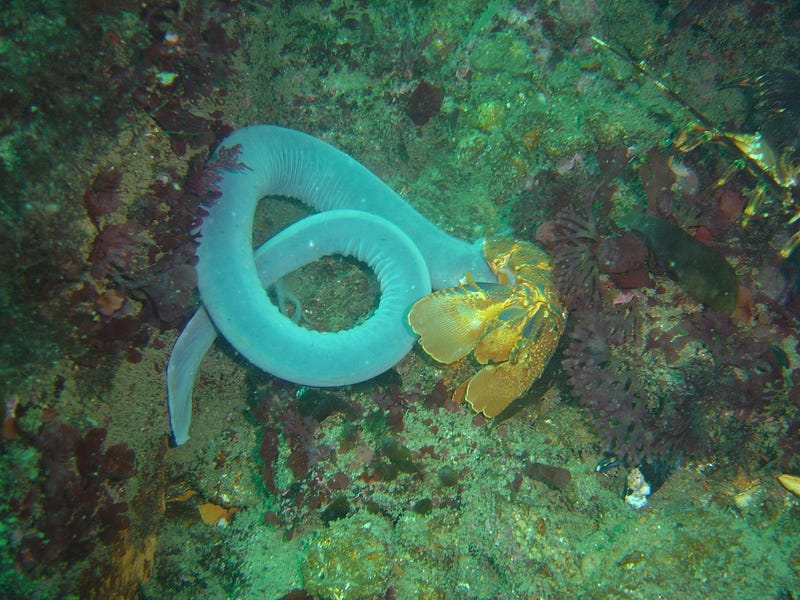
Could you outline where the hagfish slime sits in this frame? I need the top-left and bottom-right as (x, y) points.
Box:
(167, 126), (495, 444)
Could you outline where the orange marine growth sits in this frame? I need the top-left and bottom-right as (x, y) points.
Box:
(408, 238), (566, 418)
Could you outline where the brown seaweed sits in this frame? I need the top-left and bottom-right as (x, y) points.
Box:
(621, 212), (739, 313)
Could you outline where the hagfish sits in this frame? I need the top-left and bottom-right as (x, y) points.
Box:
(167, 126), (495, 444)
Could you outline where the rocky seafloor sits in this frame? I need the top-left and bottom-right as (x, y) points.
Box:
(2, 1), (800, 598)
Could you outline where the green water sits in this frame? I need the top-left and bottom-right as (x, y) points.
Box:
(1, 1), (799, 598)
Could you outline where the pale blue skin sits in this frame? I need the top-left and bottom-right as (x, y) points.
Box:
(167, 126), (495, 445)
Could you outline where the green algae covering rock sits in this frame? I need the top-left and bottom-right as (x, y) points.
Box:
(620, 213), (739, 313)
(301, 512), (392, 599)
(470, 32), (532, 75)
